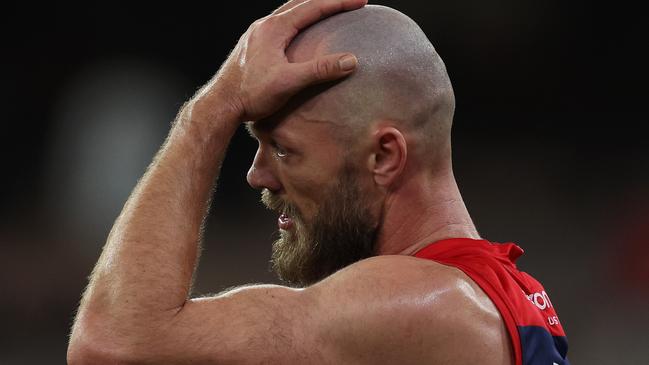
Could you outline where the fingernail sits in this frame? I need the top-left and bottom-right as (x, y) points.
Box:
(339, 55), (357, 71)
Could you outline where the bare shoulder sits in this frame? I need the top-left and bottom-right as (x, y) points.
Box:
(306, 254), (513, 364)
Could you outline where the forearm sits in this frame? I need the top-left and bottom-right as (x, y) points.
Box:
(75, 92), (240, 328)
(68, 0), (363, 360)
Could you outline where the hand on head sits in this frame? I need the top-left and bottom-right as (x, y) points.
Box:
(192, 0), (367, 122)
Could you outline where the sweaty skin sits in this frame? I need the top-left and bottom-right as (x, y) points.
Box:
(68, 1), (513, 364)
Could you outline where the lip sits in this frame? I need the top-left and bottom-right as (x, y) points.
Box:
(278, 213), (293, 230)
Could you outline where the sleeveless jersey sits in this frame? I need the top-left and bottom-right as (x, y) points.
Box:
(413, 238), (570, 365)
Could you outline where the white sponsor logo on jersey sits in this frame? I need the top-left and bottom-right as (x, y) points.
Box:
(523, 290), (553, 310)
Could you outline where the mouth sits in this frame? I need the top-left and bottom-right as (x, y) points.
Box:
(278, 213), (294, 230)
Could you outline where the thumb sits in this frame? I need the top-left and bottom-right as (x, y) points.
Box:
(293, 53), (358, 87)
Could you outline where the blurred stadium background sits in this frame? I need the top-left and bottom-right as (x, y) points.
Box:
(2, 1), (647, 363)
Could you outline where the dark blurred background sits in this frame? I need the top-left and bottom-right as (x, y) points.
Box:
(2, 1), (647, 363)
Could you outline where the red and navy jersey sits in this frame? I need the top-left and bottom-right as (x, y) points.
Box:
(413, 238), (570, 365)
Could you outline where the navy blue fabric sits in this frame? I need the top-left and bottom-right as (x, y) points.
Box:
(518, 326), (571, 365)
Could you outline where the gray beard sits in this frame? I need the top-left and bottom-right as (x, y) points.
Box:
(262, 167), (379, 287)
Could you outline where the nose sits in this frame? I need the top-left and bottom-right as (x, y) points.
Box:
(247, 148), (281, 191)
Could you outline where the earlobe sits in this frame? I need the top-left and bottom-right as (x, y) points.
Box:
(371, 127), (407, 187)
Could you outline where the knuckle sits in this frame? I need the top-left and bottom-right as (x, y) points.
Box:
(260, 15), (279, 28)
(249, 16), (272, 33)
(313, 60), (333, 80)
(246, 19), (273, 43)
(252, 15), (268, 27)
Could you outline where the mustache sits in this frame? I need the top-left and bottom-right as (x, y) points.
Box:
(261, 189), (301, 218)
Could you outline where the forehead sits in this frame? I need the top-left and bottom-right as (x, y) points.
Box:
(246, 80), (355, 144)
(245, 113), (339, 142)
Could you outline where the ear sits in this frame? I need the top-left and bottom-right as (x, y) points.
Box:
(368, 126), (407, 188)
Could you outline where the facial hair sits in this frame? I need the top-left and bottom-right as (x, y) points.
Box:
(261, 166), (379, 288)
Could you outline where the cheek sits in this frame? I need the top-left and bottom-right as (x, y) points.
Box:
(280, 163), (341, 219)
(285, 176), (328, 219)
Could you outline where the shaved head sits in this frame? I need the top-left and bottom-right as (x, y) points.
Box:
(261, 5), (458, 286)
(285, 4), (455, 169)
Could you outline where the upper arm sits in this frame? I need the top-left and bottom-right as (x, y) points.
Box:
(84, 256), (511, 364)
(128, 283), (323, 364)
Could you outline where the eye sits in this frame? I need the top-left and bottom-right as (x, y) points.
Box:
(271, 141), (288, 158)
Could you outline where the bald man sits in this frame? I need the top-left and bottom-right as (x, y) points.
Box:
(67, 1), (570, 364)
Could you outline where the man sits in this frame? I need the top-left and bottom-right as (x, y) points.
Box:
(68, 0), (570, 364)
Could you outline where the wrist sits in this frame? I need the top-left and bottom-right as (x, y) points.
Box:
(167, 95), (240, 162)
(186, 86), (242, 126)
(178, 85), (241, 132)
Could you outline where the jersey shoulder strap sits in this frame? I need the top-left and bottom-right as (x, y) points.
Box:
(413, 238), (570, 365)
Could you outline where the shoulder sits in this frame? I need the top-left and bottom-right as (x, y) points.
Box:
(310, 254), (488, 306)
(303, 254), (513, 364)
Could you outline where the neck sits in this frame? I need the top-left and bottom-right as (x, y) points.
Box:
(375, 169), (480, 256)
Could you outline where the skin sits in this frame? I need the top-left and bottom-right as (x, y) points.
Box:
(67, 1), (514, 364)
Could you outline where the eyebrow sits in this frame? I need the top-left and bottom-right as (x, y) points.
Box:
(245, 121), (289, 144)
(244, 121), (257, 139)
(244, 118), (284, 139)
(244, 117), (339, 142)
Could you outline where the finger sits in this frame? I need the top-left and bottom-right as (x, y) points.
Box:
(279, 0), (368, 32)
(272, 0), (310, 15)
(291, 53), (358, 88)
